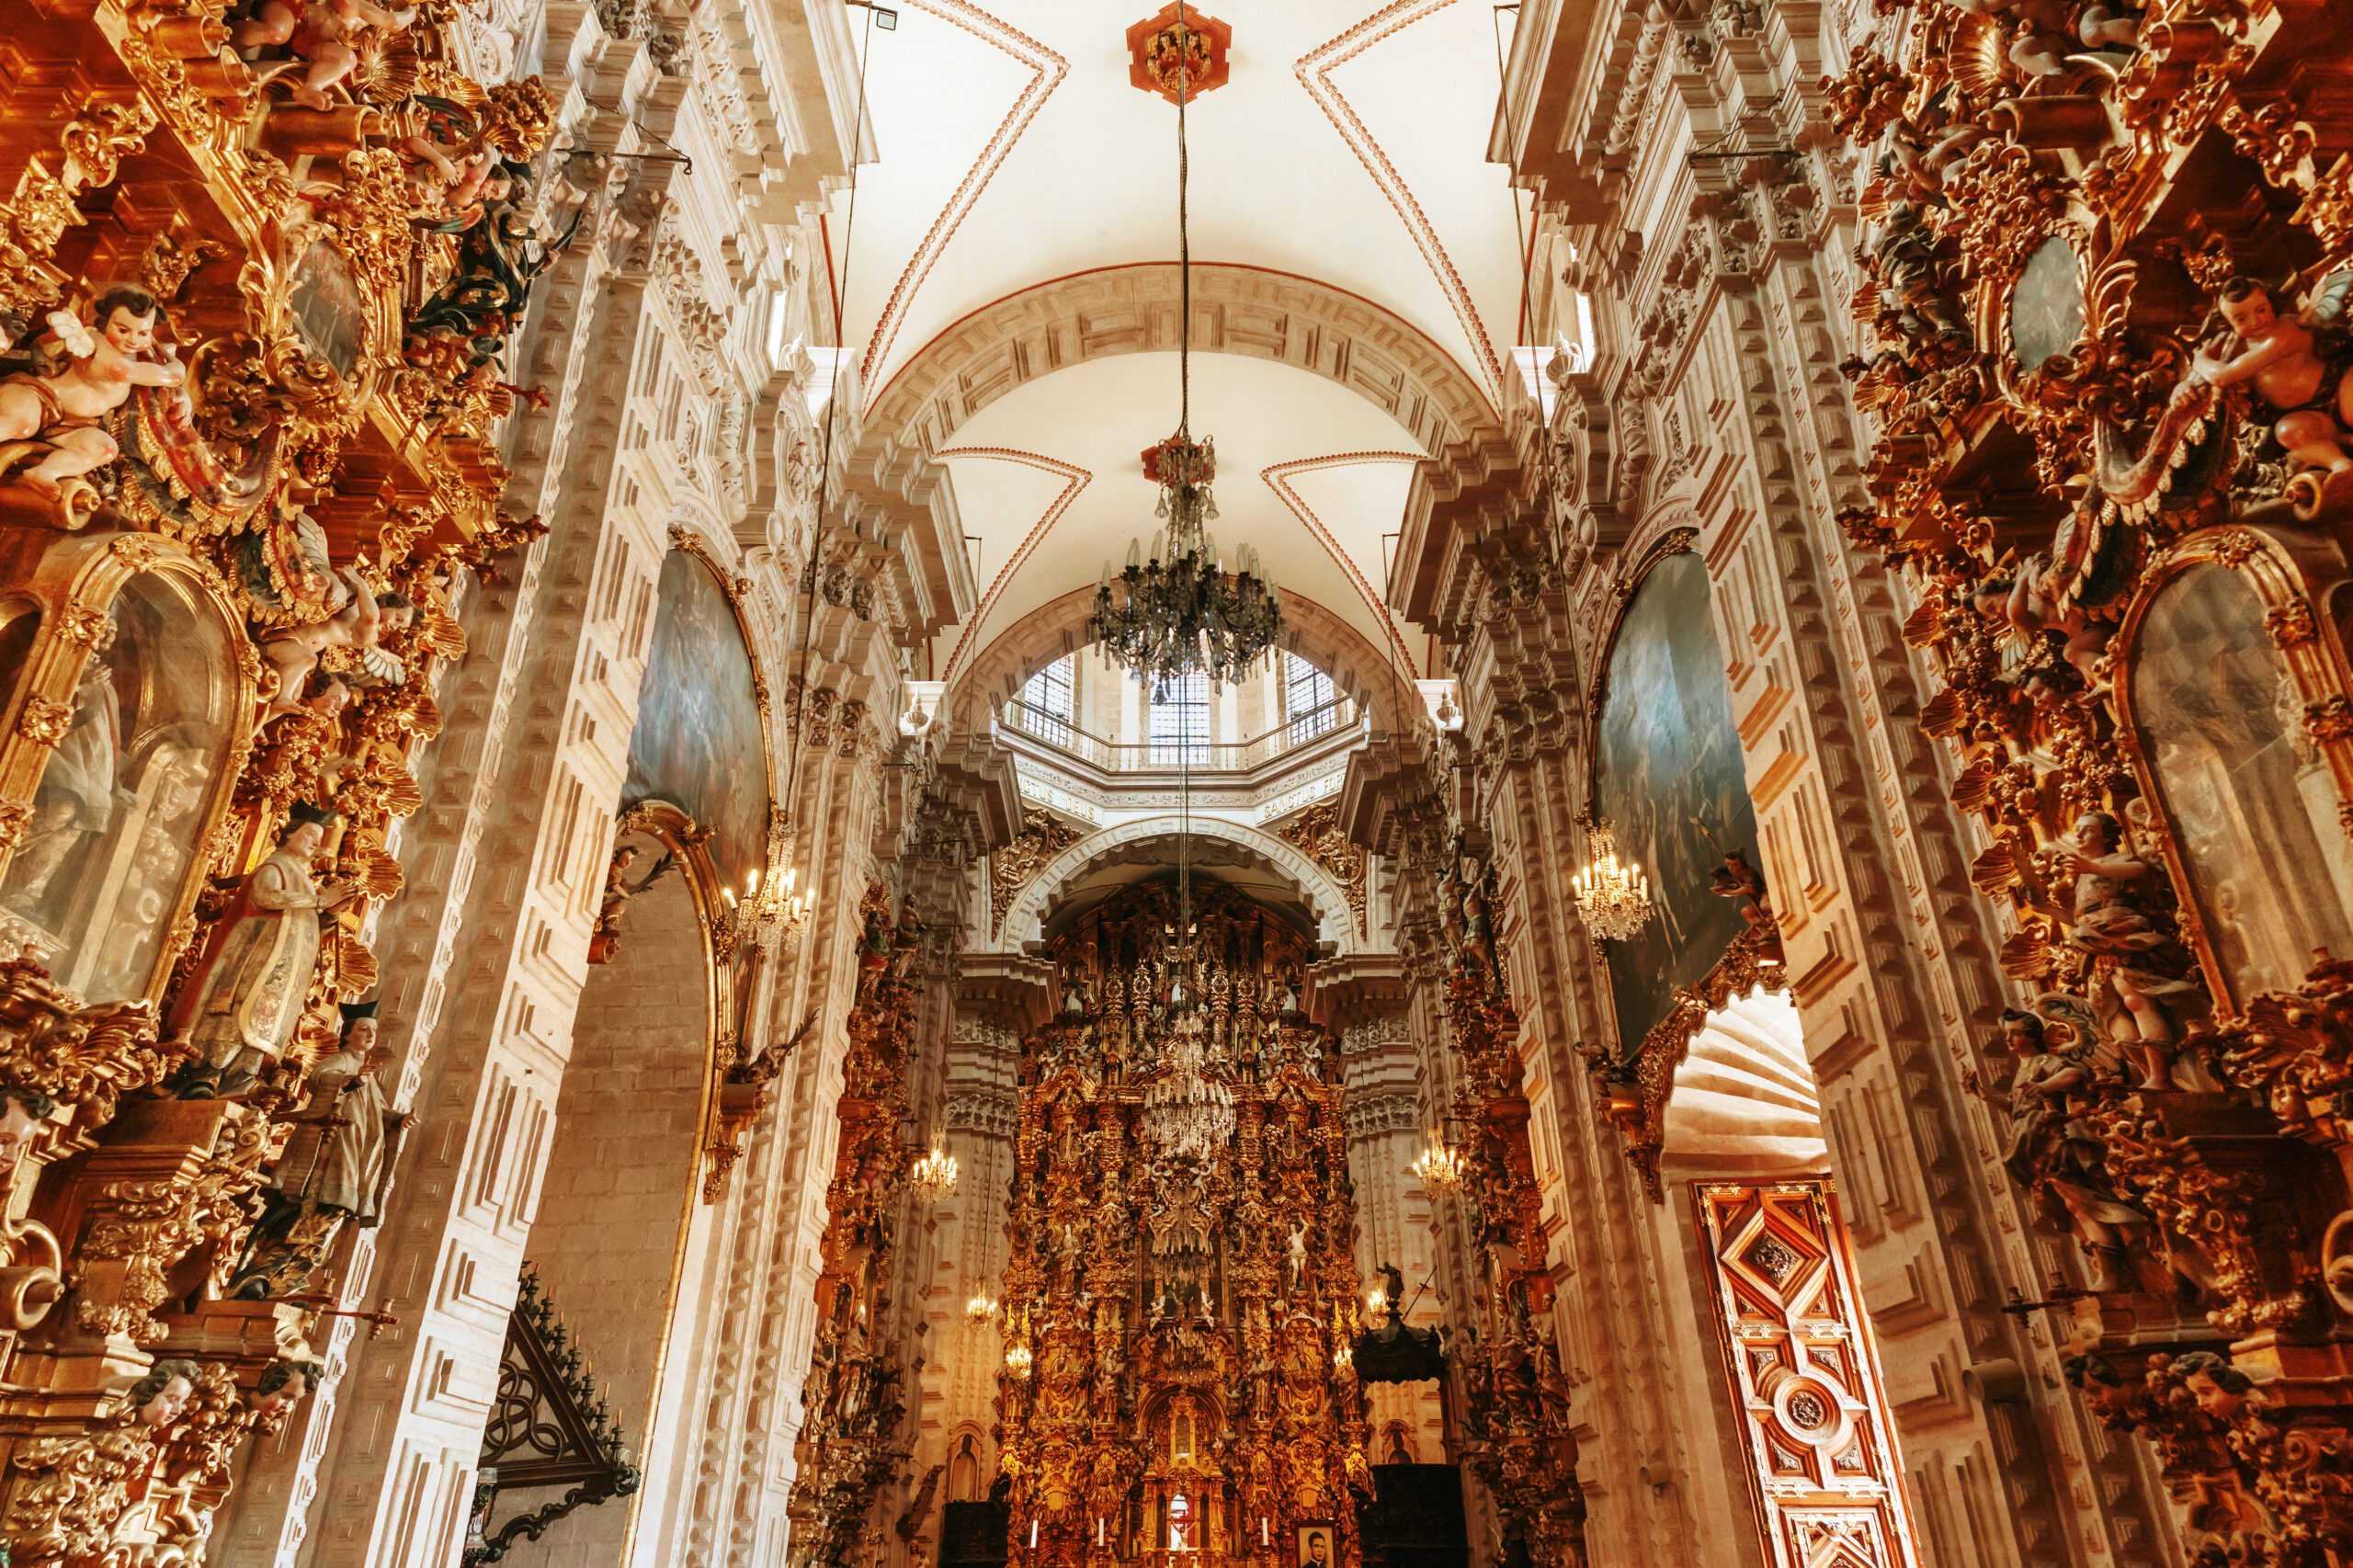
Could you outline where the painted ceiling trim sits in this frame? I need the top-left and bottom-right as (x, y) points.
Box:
(1260, 451), (1424, 678)
(862, 0), (1071, 415)
(1295, 0), (1507, 405)
(934, 447), (1093, 685)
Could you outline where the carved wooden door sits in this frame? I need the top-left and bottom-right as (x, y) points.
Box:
(1694, 1180), (1922, 1568)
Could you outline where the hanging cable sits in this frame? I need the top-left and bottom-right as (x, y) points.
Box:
(1176, 0), (1191, 441)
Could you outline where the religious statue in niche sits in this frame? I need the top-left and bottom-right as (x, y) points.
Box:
(2055, 810), (2211, 1091)
(228, 1000), (413, 1299)
(5, 610), (130, 911)
(0, 288), (187, 504)
(1963, 1006), (2177, 1295)
(166, 803), (358, 1098)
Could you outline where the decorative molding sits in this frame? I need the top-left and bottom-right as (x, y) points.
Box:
(1294, 1), (1507, 403)
(863, 0), (1071, 406)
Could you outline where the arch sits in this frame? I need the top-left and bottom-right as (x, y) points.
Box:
(858, 264), (1497, 491)
(993, 815), (1359, 957)
(948, 585), (1411, 738)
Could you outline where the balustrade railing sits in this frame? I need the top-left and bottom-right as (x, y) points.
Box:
(997, 695), (1359, 773)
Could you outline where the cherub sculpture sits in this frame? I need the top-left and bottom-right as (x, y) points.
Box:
(589, 842), (676, 963)
(2174, 274), (2353, 495)
(0, 288), (186, 500)
(232, 0), (420, 110)
(233, 506), (406, 717)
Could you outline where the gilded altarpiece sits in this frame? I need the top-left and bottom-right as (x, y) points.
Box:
(995, 878), (1372, 1567)
(1824, 0), (2353, 1550)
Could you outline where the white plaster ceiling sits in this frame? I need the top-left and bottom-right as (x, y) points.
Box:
(825, 0), (1527, 683)
(936, 353), (1419, 679)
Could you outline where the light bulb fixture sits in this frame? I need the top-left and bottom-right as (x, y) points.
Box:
(909, 1137), (959, 1202)
(1087, 1), (1282, 698)
(967, 1290), (1000, 1325)
(1572, 818), (1654, 942)
(1410, 1138), (1467, 1193)
(1006, 1343), (1034, 1379)
(1366, 1284), (1388, 1316)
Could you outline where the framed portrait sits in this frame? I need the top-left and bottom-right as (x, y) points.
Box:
(287, 237), (367, 381)
(1296, 1522), (1336, 1568)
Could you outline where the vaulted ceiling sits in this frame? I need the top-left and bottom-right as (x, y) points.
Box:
(828, 0), (1527, 687)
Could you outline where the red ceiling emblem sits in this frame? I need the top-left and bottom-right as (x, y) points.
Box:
(1126, 5), (1232, 103)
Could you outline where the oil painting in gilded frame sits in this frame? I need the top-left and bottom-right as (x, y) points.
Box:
(287, 237), (368, 382)
(621, 548), (770, 896)
(1591, 547), (1761, 1050)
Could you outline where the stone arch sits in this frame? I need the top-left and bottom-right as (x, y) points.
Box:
(994, 815), (1359, 957)
(947, 585), (1410, 736)
(858, 264), (1497, 490)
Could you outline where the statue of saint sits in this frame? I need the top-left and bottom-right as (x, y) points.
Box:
(229, 1000), (413, 1299)
(1964, 1007), (2170, 1295)
(5, 613), (129, 912)
(2056, 811), (2209, 1090)
(167, 802), (357, 1097)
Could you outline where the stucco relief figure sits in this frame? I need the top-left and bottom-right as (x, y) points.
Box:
(1964, 1006), (2171, 1294)
(229, 1000), (412, 1299)
(2057, 811), (2210, 1090)
(2173, 275), (2353, 495)
(167, 802), (356, 1098)
(6, 615), (131, 911)
(0, 288), (186, 501)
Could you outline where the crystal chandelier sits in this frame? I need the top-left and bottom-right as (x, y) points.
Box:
(1572, 818), (1654, 941)
(1089, 0), (1282, 698)
(1005, 1343), (1033, 1379)
(1410, 1138), (1466, 1192)
(966, 1289), (999, 1325)
(908, 1137), (959, 1202)
(1142, 1007), (1234, 1163)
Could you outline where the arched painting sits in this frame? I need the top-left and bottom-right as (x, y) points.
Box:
(1593, 549), (1762, 1048)
(621, 550), (770, 894)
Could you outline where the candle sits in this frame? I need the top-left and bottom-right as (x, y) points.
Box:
(1030, 1520), (1039, 1549)
(1262, 1518), (1269, 1547)
(1098, 1517), (1106, 1546)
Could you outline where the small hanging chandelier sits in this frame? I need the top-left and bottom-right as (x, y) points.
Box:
(1090, 0), (1282, 699)
(1572, 818), (1654, 941)
(909, 1136), (959, 1202)
(1410, 1137), (1467, 1193)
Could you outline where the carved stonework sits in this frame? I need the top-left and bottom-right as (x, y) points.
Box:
(1275, 801), (1367, 937)
(989, 809), (1084, 937)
